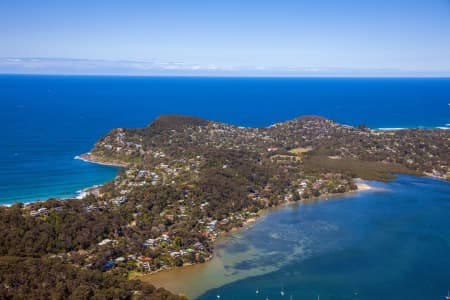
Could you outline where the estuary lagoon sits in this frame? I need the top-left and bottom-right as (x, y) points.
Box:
(145, 176), (450, 300)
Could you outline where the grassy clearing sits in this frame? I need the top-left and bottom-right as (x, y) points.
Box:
(288, 147), (312, 155)
(302, 156), (420, 181)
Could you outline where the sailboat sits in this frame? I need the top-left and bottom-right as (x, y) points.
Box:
(446, 290), (450, 300)
(280, 285), (285, 296)
(256, 288), (259, 295)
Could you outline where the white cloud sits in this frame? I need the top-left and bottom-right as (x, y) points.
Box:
(0, 57), (449, 77)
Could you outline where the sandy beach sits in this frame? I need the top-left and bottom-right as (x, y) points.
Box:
(356, 182), (373, 191)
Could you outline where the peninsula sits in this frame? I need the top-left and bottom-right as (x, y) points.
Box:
(1, 115), (449, 299)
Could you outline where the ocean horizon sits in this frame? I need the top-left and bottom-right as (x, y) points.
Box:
(1, 75), (449, 205)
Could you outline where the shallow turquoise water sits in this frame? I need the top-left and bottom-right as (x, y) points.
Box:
(198, 176), (450, 300)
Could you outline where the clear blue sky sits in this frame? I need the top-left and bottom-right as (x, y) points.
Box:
(1, 0), (450, 76)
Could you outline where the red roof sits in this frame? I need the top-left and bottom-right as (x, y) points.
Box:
(138, 256), (152, 262)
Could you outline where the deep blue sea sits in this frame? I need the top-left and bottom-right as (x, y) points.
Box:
(1, 75), (449, 204)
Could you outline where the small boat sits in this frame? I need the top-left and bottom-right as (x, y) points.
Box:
(256, 289), (259, 295)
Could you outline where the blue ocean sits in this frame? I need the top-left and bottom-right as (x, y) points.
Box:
(0, 75), (449, 204)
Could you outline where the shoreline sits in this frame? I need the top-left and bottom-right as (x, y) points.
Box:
(74, 152), (129, 168)
(70, 153), (127, 200)
(71, 153), (127, 199)
(135, 180), (379, 296)
(0, 153), (123, 207)
(355, 180), (374, 191)
(75, 184), (103, 199)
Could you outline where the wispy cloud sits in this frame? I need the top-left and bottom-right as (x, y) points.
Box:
(0, 57), (249, 75)
(0, 57), (449, 77)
